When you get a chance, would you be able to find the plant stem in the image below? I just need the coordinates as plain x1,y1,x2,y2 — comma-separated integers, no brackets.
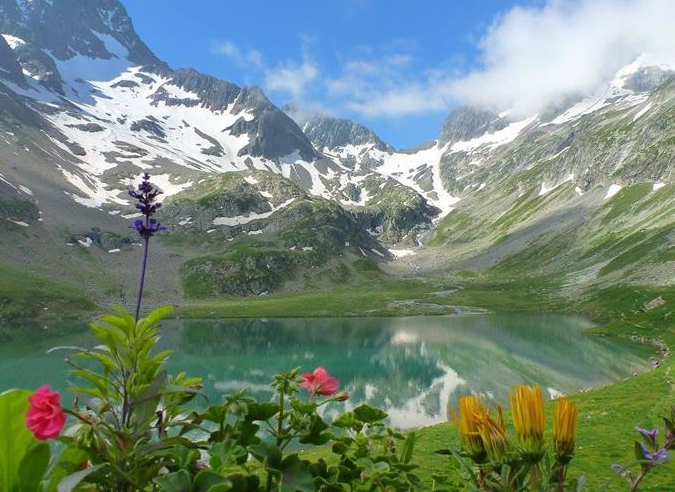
529,464,537,492
134,236,150,322
630,471,646,492
557,465,566,492
266,388,286,492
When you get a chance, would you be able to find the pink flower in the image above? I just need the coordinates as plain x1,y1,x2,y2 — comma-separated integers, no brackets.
300,367,339,396
25,385,66,440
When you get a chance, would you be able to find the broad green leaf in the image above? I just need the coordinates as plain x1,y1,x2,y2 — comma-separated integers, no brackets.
45,447,88,492
57,465,104,492
210,441,248,469
155,469,191,492
279,455,315,492
133,371,168,426
332,411,356,428
0,389,35,492
18,442,50,492
193,471,229,492
353,404,388,423
249,442,283,470
246,402,278,422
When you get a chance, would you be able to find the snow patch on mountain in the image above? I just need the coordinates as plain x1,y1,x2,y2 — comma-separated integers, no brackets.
213,197,296,226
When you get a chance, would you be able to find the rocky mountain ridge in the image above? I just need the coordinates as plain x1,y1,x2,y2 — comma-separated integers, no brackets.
1,0,675,307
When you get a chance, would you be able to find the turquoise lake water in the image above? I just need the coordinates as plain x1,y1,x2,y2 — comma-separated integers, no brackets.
0,313,652,428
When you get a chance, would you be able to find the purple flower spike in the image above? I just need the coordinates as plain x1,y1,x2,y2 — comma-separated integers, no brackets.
128,172,165,321
635,426,659,447
640,442,668,463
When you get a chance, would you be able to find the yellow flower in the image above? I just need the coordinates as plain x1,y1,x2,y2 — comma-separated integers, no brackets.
510,385,545,463
553,398,577,463
453,395,489,462
476,406,511,462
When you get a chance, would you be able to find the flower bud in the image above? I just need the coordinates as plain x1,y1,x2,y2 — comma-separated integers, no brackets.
335,391,350,402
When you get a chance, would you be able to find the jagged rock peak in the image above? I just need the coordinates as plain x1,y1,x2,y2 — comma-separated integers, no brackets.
0,0,161,66
622,66,675,93
438,105,509,145
287,107,391,152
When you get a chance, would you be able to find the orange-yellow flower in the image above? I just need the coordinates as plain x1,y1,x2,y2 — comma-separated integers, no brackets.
476,406,511,462
510,385,545,463
553,398,578,464
453,395,489,462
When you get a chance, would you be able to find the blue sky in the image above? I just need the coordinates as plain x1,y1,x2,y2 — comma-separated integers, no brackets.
118,1,672,149
119,0,539,149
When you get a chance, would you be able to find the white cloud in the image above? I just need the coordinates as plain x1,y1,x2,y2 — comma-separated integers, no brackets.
211,39,263,69
211,1,675,121
451,0,675,115
264,58,319,100
330,0,675,118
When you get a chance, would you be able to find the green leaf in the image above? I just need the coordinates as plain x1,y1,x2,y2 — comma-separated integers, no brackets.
155,470,192,492
18,442,50,492
290,399,317,415
210,441,248,469
634,441,646,461
332,411,356,428
45,447,88,492
246,402,278,422
57,465,105,492
400,432,416,464
353,404,388,423
279,455,315,492
133,371,168,426
249,442,283,470
145,305,174,326
0,389,35,492
193,471,230,492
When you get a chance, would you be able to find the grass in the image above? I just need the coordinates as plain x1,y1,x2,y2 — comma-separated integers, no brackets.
0,262,95,320
179,277,464,318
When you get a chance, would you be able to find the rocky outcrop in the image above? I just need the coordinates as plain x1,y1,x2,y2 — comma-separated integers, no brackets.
438,106,509,145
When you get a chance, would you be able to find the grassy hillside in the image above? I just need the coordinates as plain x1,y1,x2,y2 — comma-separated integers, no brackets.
0,262,95,320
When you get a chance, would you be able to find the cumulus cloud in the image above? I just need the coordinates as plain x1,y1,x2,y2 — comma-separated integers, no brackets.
339,0,675,118
452,0,675,115
211,39,264,69
264,58,319,100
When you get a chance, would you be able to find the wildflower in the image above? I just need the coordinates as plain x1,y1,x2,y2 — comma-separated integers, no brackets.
25,385,66,440
510,385,545,463
128,172,165,320
553,398,578,464
335,391,350,402
300,367,339,396
476,406,511,462
635,426,659,448
453,395,489,462
639,443,668,463
128,172,166,240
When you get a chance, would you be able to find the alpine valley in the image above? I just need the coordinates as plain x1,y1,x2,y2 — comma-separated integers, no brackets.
1,0,675,319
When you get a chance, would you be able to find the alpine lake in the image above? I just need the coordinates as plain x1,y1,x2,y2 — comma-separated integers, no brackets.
0,313,653,429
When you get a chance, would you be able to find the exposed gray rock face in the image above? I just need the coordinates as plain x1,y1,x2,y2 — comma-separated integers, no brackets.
0,35,24,84
0,0,161,65
297,113,391,151
438,106,509,145
229,102,318,162
623,66,674,93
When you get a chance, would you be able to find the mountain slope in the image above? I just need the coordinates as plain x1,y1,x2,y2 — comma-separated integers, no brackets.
1,0,675,310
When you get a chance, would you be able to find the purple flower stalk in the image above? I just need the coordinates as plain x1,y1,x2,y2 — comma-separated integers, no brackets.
635,426,659,447
128,172,165,321
640,443,668,463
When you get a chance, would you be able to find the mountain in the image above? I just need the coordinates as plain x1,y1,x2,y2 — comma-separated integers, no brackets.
0,0,674,314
